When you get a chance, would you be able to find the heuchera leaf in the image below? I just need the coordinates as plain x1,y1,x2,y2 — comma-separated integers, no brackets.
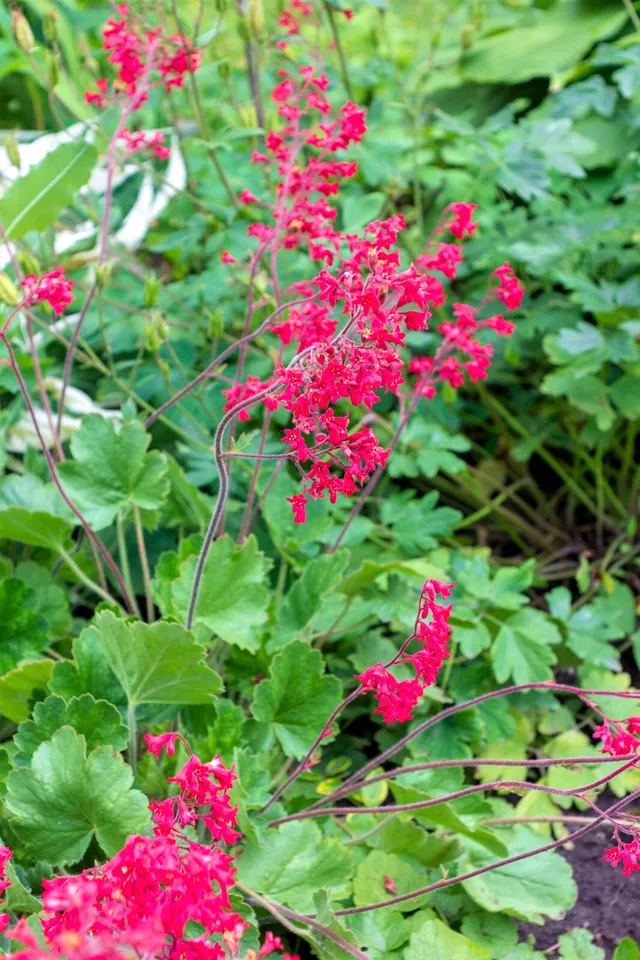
0,577,49,673
271,549,349,651
353,851,430,913
405,917,491,960
14,694,129,766
0,506,72,550
5,727,150,866
92,611,222,707
49,627,126,707
235,820,353,912
57,416,169,530
251,640,341,759
168,534,271,652
0,660,54,723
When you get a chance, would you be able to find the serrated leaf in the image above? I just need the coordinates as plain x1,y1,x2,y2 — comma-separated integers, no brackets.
0,660,54,722
251,641,341,759
0,506,72,549
491,609,560,685
4,859,41,915
405,917,491,960
0,140,98,239
272,550,349,650
14,694,128,765
235,821,353,912
49,627,125,706
57,416,169,530
558,929,605,960
0,577,49,673
5,727,149,866
93,611,222,707
16,562,72,639
168,535,270,652
461,912,518,959
353,850,429,913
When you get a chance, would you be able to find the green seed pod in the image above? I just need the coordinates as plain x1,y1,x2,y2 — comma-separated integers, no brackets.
207,309,224,339
46,50,59,88
0,272,19,307
218,61,230,80
237,18,250,42
248,0,264,35
11,10,35,53
95,263,111,290
144,322,162,353
3,133,20,169
43,11,58,43
144,275,161,308
216,0,228,11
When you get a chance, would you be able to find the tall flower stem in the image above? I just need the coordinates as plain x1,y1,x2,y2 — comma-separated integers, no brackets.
0,334,137,614
133,504,155,623
117,512,140,618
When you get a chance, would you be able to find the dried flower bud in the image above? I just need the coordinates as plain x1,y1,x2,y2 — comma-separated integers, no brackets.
11,10,35,53
3,133,20,169
43,11,58,43
0,273,19,307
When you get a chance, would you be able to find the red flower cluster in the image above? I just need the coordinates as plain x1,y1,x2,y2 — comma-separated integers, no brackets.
356,579,453,724
0,845,12,933
21,268,74,316
278,0,313,35
121,128,171,160
603,838,640,877
85,4,200,110
593,718,640,756
7,734,246,960
256,931,299,959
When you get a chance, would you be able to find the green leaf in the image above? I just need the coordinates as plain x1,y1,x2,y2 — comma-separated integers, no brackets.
454,620,492,659
462,825,577,923
611,375,640,418
381,491,462,555
167,535,270,652
342,191,385,232
5,727,149,866
0,577,49,673
405,917,491,960
461,912,518,959
50,627,125,706
0,660,54,722
353,851,429,913
16,562,72,639
235,820,353,912
0,506,72,549
558,929,605,960
14,694,129,765
491,609,560,685
251,641,341,759
345,908,409,959
614,939,640,960
272,550,349,650
310,889,368,960
93,611,222,707
0,140,97,239
58,416,169,530
4,860,41,915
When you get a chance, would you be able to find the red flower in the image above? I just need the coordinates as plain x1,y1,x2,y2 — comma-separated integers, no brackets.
21,268,74,316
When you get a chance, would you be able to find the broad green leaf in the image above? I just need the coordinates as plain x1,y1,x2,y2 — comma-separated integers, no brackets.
14,694,129,765
93,611,222,707
5,727,149,865
309,889,368,960
476,740,527,785
0,577,49,673
0,660,54,722
461,912,518,959
346,908,409,959
353,851,429,913
235,821,353,912
251,640,341,759
338,558,446,597
0,140,98,239
0,506,72,550
614,939,640,960
454,620,492,659
58,416,169,530
272,550,349,650
168,535,270,652
491,609,560,685
16,562,72,639
405,917,491,960
541,731,610,810
50,627,125,706
558,929,605,960
4,860,41,915
381,490,462,555
462,825,577,923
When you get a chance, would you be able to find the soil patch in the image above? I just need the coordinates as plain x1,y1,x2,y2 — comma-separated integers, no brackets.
519,825,640,958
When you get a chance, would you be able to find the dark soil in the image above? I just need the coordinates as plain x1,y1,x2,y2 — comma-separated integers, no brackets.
519,825,640,958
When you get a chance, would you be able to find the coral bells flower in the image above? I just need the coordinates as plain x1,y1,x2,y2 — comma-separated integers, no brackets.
356,579,454,724
120,128,170,160
6,736,245,959
593,719,640,757
440,202,477,240
603,838,640,877
21,268,74,316
85,6,200,110
0,845,12,934
491,262,524,311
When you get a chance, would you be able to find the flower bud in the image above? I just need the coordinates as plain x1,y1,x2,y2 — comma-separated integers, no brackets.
144,275,161,308
237,18,250,42
460,24,474,51
218,61,230,80
216,0,228,10
248,0,264,35
3,132,20,169
11,10,35,53
17,250,39,276
46,49,59,88
95,263,111,290
207,309,224,339
43,11,58,43
144,323,162,352
0,272,19,307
